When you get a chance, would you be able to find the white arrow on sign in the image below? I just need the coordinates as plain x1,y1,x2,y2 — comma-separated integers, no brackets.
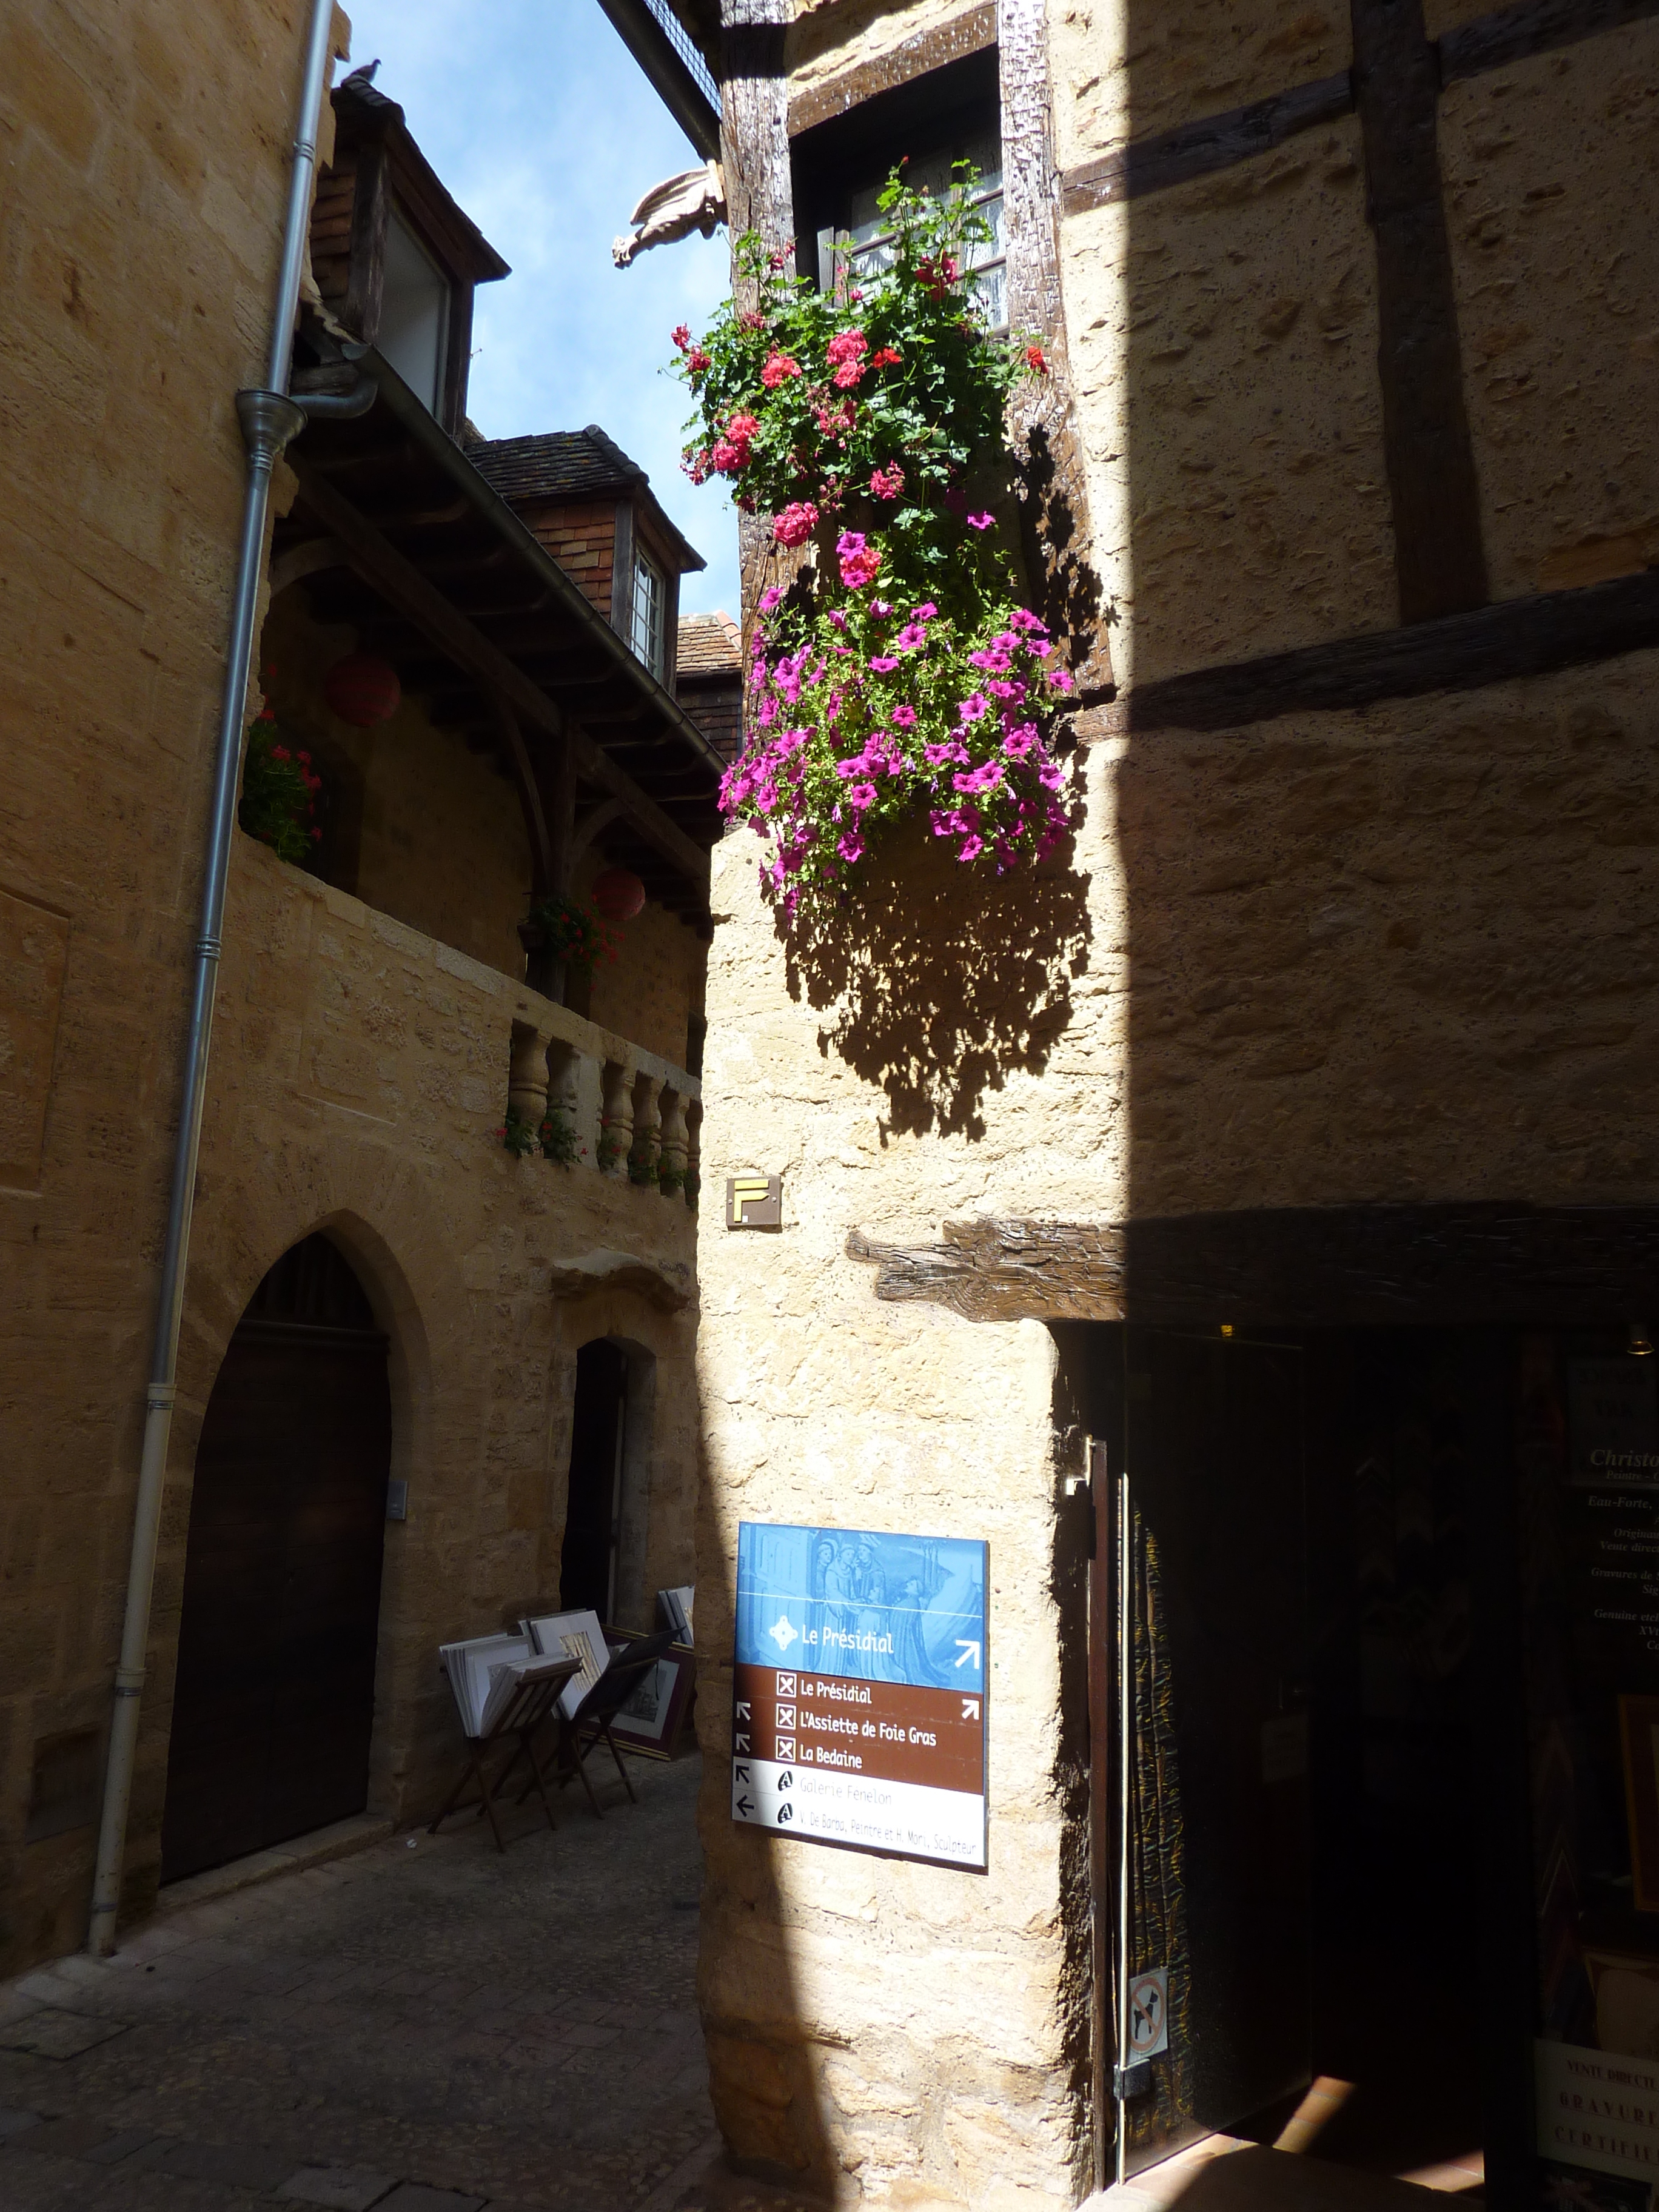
735,1700,752,1720
954,1640,981,1669
962,1698,980,1721
734,1732,751,1752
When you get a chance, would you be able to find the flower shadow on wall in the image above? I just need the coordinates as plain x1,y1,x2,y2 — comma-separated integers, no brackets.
778,805,1092,1142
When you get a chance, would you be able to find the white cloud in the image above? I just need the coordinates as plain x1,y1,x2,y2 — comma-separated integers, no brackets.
337,0,740,615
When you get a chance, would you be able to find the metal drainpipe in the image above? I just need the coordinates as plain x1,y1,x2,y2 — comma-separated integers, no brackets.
85,0,374,1956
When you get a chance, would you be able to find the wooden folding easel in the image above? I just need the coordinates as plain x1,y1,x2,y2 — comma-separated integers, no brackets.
428,1653,580,1852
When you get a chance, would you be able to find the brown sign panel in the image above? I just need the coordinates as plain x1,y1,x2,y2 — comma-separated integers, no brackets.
733,1664,985,1794
726,1173,782,1229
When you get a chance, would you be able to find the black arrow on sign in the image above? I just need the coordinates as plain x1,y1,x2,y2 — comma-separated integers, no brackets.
736,1795,755,1817
734,1765,751,1784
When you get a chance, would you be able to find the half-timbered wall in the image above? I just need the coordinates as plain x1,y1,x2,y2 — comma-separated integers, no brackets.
693,0,1659,2202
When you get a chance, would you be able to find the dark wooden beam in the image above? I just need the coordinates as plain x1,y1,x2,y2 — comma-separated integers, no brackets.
1124,566,1659,732
289,459,711,893
571,799,624,861
1000,0,1114,694
720,0,794,643
485,691,555,897
787,0,996,133
1439,0,1659,79
1061,72,1354,215
850,1204,1659,1329
1350,0,1488,622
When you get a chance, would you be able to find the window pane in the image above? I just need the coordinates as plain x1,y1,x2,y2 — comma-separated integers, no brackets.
378,209,449,415
632,556,663,676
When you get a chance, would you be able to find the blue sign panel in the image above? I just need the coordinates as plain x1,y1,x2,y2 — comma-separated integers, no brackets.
731,1521,988,1869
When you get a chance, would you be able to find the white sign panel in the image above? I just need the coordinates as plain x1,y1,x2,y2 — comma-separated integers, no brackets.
1127,1968,1170,2062
731,1757,987,1866
1536,2040,1659,2184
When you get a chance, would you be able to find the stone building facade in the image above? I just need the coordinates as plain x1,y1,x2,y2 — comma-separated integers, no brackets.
665,0,1659,2205
1,2,718,1975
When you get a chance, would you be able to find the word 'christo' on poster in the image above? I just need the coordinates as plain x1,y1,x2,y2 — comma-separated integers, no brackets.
729,1520,988,1871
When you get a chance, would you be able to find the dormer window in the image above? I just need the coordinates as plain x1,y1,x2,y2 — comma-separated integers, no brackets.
631,552,667,679
378,208,451,416
467,427,707,688
306,75,509,437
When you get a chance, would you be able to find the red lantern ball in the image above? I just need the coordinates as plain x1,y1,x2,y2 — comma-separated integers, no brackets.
592,867,646,922
323,652,401,728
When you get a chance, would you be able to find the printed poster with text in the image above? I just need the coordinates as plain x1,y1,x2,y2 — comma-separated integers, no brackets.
731,1521,988,1869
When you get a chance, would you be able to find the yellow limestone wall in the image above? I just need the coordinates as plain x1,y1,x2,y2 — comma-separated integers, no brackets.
0,0,706,1972
692,0,1659,2203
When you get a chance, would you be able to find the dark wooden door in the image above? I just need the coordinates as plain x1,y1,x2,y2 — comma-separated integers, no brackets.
161,1241,390,1882
560,1338,628,1620
1110,1328,1312,2174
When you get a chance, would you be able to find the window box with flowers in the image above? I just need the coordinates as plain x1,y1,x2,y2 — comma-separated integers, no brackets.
672,166,1074,919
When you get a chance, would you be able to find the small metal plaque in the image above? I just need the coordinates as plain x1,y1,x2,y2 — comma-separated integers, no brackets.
726,1173,782,1230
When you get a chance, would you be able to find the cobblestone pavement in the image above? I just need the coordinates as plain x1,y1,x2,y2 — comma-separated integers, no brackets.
0,1754,722,2212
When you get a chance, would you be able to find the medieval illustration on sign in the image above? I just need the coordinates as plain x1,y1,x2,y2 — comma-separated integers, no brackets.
731,1521,988,1869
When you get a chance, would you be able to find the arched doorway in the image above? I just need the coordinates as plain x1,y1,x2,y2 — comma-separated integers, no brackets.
561,1338,630,1620
161,1235,392,1882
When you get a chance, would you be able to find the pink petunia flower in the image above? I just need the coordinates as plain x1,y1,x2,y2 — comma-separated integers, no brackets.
966,512,994,531
891,703,917,728
957,692,990,723
869,655,900,672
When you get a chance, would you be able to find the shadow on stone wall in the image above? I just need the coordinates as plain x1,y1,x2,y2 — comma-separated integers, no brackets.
779,811,1093,1142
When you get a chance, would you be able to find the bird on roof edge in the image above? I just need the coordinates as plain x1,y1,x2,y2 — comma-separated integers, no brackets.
342,58,380,86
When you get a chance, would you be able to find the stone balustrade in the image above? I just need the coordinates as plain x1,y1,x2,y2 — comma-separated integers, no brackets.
503,980,702,1205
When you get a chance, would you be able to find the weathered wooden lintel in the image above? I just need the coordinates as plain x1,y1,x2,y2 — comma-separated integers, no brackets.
848,1206,1659,1329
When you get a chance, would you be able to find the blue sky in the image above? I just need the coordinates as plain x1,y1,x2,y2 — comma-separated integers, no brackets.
337,0,739,614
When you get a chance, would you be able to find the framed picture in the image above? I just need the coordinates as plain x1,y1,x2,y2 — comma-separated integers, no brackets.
606,1631,697,1760
1619,1694,1659,1910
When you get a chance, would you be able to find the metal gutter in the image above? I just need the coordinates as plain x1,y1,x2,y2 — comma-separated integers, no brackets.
594,0,723,161
85,0,363,1957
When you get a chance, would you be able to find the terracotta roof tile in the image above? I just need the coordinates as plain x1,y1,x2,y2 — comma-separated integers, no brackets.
467,424,647,503
676,611,742,678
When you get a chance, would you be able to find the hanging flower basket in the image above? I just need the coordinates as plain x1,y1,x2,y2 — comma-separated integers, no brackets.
518,893,618,978
672,165,1074,917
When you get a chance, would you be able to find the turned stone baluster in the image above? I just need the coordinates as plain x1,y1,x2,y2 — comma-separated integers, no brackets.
544,1041,581,1162
599,1059,634,1175
658,1090,689,1197
685,1099,702,1208
631,1073,663,1184
507,1021,552,1133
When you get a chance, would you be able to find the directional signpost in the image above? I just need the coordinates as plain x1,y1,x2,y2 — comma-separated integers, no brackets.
730,1521,988,1870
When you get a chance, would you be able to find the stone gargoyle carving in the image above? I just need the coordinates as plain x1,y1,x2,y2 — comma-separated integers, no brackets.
612,161,726,269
